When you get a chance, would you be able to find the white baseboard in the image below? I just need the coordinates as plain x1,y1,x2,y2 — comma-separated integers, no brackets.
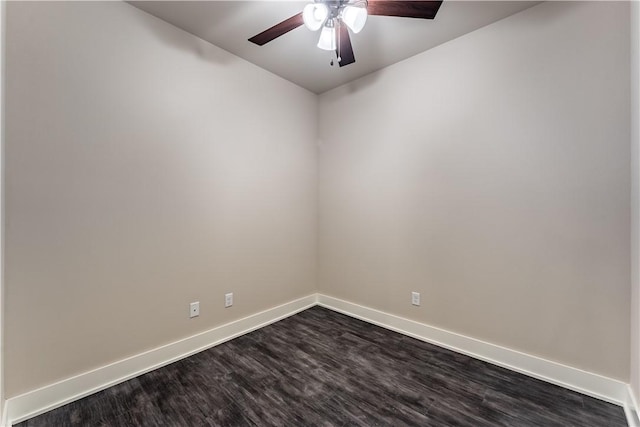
5,294,317,426
1,401,9,427
317,294,628,406
5,293,631,426
625,385,640,427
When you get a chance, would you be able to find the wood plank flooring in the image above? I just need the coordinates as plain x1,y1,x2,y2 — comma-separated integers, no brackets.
17,306,627,426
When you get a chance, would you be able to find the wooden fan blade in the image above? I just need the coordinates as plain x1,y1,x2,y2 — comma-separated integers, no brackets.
248,12,304,46
337,24,355,67
367,1,443,19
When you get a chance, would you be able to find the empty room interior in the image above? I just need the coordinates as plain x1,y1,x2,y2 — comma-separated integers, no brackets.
0,0,639,425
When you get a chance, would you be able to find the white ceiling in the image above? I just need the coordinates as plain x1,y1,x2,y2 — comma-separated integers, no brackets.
129,1,539,94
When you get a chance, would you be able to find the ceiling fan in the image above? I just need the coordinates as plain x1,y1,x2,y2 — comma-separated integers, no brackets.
248,0,443,67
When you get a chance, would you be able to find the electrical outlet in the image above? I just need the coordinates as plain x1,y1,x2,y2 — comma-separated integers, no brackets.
225,292,233,308
411,292,420,306
189,301,200,318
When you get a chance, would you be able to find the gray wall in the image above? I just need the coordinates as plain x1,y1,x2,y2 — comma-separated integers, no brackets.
318,1,630,380
5,1,317,397
0,0,6,413
631,0,640,405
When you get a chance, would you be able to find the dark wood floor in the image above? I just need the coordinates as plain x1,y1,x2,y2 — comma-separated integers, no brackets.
17,306,626,426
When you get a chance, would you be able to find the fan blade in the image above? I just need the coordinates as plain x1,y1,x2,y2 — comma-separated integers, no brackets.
336,24,355,67
367,1,443,19
248,13,304,46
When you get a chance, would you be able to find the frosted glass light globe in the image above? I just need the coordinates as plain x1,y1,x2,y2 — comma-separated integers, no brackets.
303,3,329,31
342,5,367,34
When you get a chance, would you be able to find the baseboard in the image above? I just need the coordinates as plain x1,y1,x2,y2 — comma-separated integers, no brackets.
5,294,317,426
317,294,628,406
1,400,9,427
625,385,640,427
4,293,631,426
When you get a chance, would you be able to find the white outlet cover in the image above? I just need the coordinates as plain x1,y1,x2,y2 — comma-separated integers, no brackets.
190,301,200,318
225,293,233,308
411,292,420,306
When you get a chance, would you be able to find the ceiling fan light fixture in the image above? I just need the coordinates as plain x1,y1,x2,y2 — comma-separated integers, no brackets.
317,21,336,51
248,0,443,69
303,3,329,31
342,4,368,34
